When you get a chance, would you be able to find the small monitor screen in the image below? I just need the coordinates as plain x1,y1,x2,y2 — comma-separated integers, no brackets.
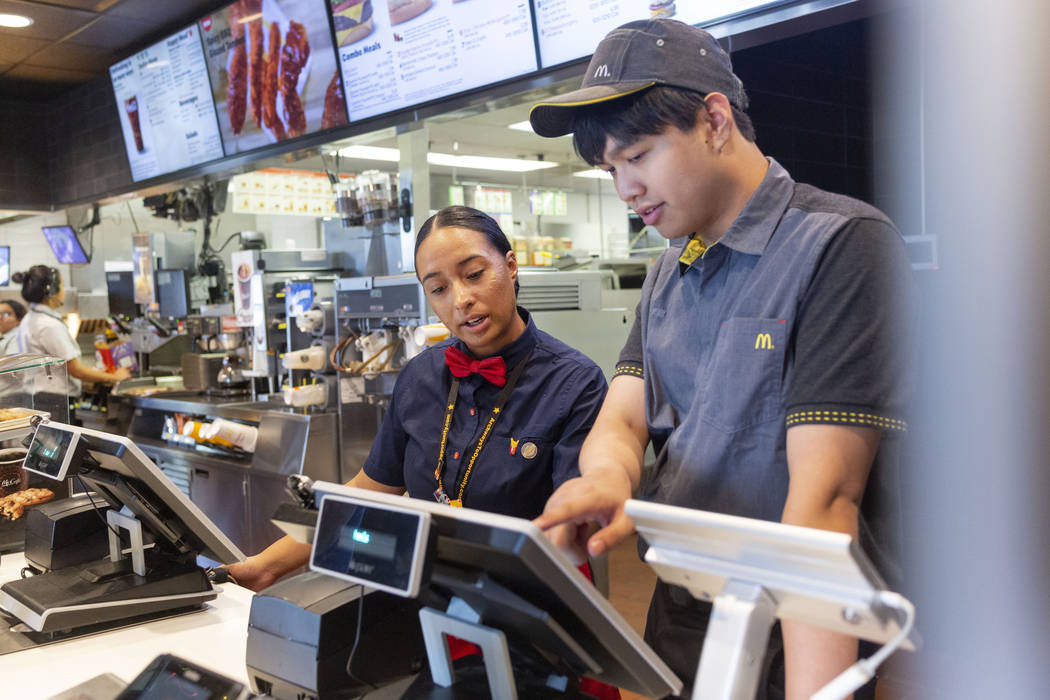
41,226,90,264
23,424,79,481
116,654,246,700
156,269,191,318
311,495,430,598
0,246,9,286
106,271,137,318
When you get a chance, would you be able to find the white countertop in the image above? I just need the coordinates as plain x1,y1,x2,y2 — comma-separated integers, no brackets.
0,552,255,699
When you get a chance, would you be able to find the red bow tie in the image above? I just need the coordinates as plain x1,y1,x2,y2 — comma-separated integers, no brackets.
445,346,507,387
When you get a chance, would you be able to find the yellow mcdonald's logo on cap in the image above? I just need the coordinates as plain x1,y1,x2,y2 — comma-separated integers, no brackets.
755,333,775,350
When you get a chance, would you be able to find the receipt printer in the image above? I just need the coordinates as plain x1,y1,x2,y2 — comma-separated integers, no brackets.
24,495,111,572
246,571,425,699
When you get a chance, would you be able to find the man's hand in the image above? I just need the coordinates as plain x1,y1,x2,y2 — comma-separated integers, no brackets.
536,374,649,558
535,465,635,558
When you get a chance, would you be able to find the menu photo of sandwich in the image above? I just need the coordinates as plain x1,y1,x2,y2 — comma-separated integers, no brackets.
388,0,432,26
331,0,375,45
204,0,347,153
649,0,676,18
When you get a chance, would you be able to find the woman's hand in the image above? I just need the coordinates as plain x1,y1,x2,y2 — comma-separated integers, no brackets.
226,554,281,592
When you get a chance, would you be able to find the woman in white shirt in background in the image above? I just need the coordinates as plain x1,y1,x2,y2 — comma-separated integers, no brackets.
13,266,130,401
0,299,25,355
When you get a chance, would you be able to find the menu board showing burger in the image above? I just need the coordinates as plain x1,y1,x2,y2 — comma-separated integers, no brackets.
109,26,225,182
534,0,792,68
200,0,348,155
334,0,537,122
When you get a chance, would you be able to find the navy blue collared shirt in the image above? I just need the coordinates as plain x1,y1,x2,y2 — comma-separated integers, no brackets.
364,309,607,518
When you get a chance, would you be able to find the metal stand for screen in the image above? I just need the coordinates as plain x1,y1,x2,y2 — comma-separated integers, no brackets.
624,499,917,700
419,597,519,700
106,508,150,576
692,580,778,700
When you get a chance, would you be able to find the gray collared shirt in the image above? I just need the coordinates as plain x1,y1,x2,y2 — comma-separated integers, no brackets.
621,159,913,575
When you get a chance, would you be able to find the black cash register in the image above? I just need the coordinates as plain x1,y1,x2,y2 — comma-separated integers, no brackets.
0,420,245,635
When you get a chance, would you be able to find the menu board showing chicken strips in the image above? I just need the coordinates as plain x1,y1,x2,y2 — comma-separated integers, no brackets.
335,0,537,122
200,0,348,155
535,0,793,68
109,26,225,182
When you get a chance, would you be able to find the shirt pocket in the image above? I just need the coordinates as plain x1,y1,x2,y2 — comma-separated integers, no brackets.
467,432,555,515
700,317,786,433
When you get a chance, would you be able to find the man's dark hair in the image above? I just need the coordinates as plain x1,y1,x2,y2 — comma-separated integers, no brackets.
415,205,519,295
572,86,756,166
0,299,26,321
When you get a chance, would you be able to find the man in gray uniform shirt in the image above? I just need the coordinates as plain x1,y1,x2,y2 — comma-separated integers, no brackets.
530,18,915,700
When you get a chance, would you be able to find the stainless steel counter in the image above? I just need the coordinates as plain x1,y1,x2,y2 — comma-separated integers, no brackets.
110,392,342,556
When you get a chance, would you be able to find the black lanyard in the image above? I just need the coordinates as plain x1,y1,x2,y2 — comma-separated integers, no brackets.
433,350,532,507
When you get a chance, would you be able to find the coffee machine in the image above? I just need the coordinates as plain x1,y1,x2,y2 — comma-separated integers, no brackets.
183,313,244,394
229,248,346,397
331,274,434,480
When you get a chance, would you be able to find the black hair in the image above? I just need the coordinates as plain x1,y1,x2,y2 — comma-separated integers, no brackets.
415,205,519,295
572,85,757,166
0,299,26,321
13,265,61,304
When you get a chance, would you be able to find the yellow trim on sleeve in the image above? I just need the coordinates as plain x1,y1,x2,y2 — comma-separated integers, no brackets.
614,365,644,379
786,409,908,432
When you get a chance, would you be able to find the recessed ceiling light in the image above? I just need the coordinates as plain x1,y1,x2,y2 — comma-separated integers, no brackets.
337,145,559,173
0,13,33,28
573,169,613,180
508,120,570,137
336,145,400,162
428,152,558,173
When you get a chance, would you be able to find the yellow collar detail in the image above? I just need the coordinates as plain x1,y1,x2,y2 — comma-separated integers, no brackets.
678,235,707,266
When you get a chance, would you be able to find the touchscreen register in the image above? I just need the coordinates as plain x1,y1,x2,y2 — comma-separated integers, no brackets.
22,423,80,481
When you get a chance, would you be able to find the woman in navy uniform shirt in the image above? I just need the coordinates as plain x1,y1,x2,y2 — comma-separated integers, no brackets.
231,206,607,589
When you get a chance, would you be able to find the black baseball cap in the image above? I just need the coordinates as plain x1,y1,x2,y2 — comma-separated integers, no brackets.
529,19,747,138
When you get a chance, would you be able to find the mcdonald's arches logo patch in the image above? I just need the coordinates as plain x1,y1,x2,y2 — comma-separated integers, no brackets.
754,333,775,350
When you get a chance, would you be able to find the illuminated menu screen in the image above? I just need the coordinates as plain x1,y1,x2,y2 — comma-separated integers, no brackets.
335,0,537,122
535,0,793,68
200,0,348,155
110,27,224,182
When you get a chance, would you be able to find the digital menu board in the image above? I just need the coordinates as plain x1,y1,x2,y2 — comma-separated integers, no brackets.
535,0,794,68
200,0,348,155
110,27,225,182
334,0,537,122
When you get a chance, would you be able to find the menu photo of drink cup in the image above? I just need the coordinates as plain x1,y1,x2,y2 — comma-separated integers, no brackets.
111,62,159,179
124,95,147,153
231,250,257,327
132,234,155,305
